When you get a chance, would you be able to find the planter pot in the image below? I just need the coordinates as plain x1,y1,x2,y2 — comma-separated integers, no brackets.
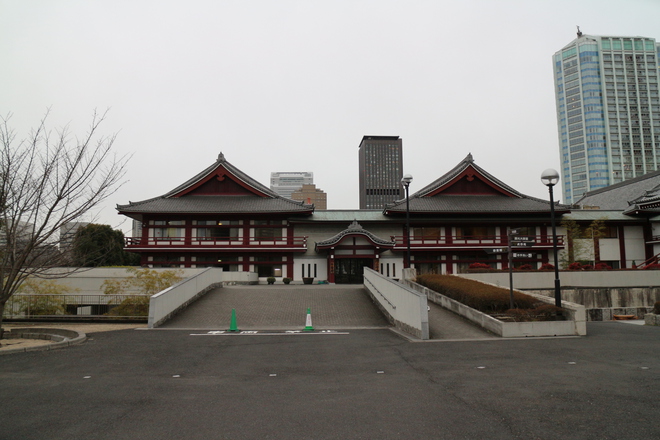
303,277,314,285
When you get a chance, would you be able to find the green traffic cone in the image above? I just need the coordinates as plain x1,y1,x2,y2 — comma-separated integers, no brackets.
228,308,239,332
303,307,314,332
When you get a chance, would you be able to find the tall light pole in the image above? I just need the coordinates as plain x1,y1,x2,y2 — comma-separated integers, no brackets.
401,174,413,269
541,168,562,309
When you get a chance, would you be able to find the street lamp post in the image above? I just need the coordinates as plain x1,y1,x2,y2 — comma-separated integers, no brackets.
541,168,562,309
401,174,413,269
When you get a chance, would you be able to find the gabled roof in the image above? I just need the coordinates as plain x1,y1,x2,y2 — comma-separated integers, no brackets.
315,221,395,250
117,153,314,218
577,169,660,214
384,154,569,215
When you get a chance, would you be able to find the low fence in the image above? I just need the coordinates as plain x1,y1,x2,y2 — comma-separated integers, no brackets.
363,267,429,340
3,294,151,320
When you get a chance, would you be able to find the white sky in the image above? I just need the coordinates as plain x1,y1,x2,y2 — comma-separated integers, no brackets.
2,0,659,234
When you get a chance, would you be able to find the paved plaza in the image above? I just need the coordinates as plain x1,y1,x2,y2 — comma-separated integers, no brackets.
1,320,659,440
161,284,495,340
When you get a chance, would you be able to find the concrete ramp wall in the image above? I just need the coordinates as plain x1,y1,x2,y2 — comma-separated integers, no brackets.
149,270,258,328
363,268,429,340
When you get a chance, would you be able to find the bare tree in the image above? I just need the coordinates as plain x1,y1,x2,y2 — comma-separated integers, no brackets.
0,110,128,332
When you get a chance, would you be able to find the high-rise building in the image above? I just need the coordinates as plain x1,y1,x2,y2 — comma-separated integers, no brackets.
270,172,314,199
553,30,660,204
291,184,328,209
358,135,403,209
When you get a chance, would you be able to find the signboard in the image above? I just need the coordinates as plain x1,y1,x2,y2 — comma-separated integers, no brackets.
484,248,508,254
510,235,534,242
512,252,534,259
509,228,521,235
509,234,535,247
511,242,533,247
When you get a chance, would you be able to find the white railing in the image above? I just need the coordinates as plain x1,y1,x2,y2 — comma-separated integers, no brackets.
363,267,429,340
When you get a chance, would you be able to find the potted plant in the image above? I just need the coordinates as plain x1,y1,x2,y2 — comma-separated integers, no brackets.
283,277,291,284
302,277,314,285
267,277,275,285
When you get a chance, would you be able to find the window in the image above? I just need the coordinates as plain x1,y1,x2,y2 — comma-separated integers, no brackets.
456,226,496,239
413,227,441,239
254,220,283,240
152,220,184,240
195,220,240,240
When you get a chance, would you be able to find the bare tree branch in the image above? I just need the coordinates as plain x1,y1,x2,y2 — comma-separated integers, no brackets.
0,110,129,330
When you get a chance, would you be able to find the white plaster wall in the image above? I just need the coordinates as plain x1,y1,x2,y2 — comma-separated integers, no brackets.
624,225,647,264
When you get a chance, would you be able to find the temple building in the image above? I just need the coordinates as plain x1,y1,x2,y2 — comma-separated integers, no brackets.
118,153,658,283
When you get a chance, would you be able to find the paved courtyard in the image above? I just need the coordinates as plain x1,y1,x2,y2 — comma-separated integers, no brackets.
161,284,495,340
1,321,659,439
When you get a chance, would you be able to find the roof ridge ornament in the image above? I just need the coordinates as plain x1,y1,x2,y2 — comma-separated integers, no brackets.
466,153,474,163
217,152,225,162
348,220,363,230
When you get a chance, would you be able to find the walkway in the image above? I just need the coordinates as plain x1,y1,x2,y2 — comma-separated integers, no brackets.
161,284,389,330
160,284,495,340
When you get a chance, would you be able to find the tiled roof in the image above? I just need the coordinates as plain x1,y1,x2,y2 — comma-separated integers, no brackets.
315,221,394,249
118,195,312,214
397,195,562,213
117,153,313,216
385,154,569,214
163,152,283,199
289,210,391,223
577,170,660,212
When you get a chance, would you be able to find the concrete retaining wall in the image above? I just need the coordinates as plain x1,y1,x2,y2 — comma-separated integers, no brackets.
460,270,660,290
404,279,586,337
459,271,660,321
148,269,258,328
363,268,429,340
41,268,210,294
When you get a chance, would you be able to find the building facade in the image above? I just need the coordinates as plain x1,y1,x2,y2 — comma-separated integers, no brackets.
553,31,660,204
118,153,658,283
270,171,314,199
358,135,403,209
291,184,327,209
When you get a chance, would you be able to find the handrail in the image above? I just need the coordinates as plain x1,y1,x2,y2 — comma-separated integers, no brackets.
633,252,660,269
125,236,308,247
390,234,565,247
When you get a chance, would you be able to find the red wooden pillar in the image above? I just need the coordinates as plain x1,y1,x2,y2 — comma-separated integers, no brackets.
328,254,335,283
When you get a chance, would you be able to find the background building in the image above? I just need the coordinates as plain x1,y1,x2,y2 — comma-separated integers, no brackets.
270,171,314,199
358,135,403,209
291,184,327,209
553,31,660,204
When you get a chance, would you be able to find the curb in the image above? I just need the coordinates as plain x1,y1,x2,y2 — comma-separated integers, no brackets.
0,328,87,355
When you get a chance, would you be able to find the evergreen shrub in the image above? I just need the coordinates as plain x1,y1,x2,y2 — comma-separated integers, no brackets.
415,274,538,314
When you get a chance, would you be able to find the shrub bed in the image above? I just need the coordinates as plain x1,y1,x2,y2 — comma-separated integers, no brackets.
415,274,563,322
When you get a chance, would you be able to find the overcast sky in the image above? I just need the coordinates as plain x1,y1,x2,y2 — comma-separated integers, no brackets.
2,0,659,234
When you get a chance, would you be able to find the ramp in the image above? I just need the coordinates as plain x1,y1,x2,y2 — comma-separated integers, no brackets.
160,284,389,330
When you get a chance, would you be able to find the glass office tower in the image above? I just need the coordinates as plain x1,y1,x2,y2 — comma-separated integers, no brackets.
553,32,660,204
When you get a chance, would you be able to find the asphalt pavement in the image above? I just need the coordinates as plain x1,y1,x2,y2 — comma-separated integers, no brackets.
1,321,659,440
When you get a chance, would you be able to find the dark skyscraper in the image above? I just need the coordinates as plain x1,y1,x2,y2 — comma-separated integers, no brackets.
358,135,403,209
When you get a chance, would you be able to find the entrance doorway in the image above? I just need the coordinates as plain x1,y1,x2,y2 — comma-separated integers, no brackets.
334,258,373,284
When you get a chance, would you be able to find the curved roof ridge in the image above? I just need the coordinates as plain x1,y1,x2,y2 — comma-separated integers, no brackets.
315,221,394,249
